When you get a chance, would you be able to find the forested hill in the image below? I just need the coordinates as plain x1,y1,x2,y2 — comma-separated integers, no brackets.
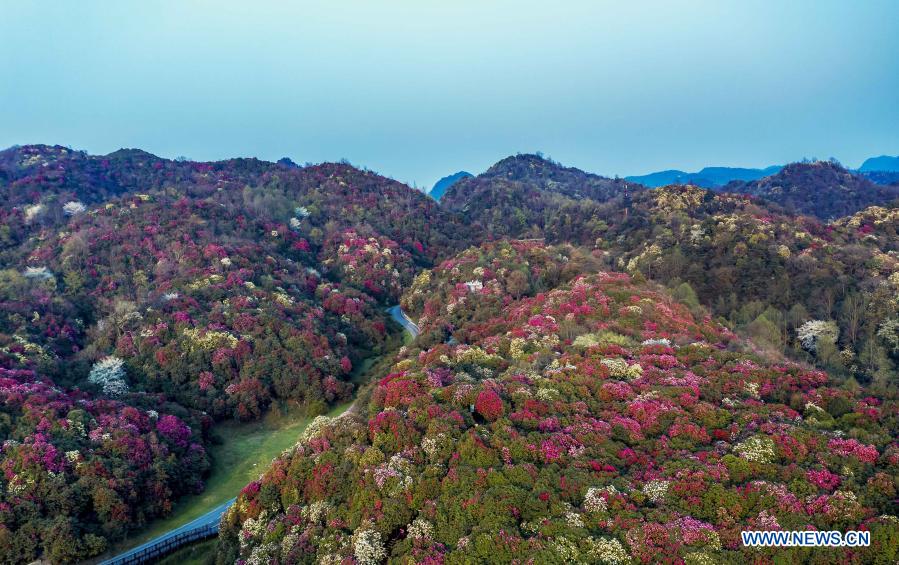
0,144,275,210
0,145,475,261
428,153,899,391
440,153,642,242
0,145,475,562
722,160,899,219
219,241,899,563
2,145,899,563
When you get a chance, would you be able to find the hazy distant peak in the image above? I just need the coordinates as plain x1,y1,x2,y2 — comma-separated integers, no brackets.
626,164,782,188
429,171,472,200
859,154,899,172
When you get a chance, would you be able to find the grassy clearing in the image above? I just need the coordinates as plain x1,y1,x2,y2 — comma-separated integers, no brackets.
115,354,388,555
109,398,351,554
99,332,403,562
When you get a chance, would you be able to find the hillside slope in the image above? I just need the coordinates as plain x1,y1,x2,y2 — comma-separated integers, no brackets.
0,146,477,563
438,156,899,388
433,154,899,387
574,186,899,390
217,243,899,563
1,144,477,422
722,161,899,219
441,154,641,242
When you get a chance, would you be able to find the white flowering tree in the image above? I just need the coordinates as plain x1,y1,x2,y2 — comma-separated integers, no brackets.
642,479,669,503
63,201,87,216
88,356,129,397
734,435,776,463
796,320,839,353
352,525,386,565
877,318,899,353
406,518,433,541
23,266,54,280
23,203,45,222
583,487,608,513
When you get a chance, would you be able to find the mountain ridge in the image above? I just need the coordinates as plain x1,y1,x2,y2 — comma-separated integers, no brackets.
722,160,899,219
2,143,899,563
626,164,782,187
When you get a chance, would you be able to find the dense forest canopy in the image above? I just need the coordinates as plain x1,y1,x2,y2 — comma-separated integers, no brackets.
0,145,897,563
0,145,472,561
219,243,899,563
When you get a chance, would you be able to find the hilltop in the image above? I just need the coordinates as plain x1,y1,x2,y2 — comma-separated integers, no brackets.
441,154,641,242
722,160,899,219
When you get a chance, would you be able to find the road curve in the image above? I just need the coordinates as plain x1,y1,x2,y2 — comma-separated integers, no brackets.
388,304,420,337
99,306,418,564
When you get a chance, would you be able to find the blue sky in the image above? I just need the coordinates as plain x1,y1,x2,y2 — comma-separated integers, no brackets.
1,1,897,188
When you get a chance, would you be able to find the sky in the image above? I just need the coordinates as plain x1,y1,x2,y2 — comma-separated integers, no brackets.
1,1,898,188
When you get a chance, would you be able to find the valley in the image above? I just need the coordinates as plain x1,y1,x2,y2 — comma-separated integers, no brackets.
0,146,897,564
3,4,898,563
97,307,420,563
98,401,351,563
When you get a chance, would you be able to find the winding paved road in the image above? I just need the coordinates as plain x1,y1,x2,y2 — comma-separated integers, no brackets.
388,304,420,336
99,306,418,564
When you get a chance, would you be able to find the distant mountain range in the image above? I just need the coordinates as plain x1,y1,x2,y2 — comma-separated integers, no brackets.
859,154,899,172
627,154,899,187
626,165,783,188
429,171,472,200
440,153,899,227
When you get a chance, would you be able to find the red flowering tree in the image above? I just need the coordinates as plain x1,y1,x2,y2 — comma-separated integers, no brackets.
475,388,504,421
